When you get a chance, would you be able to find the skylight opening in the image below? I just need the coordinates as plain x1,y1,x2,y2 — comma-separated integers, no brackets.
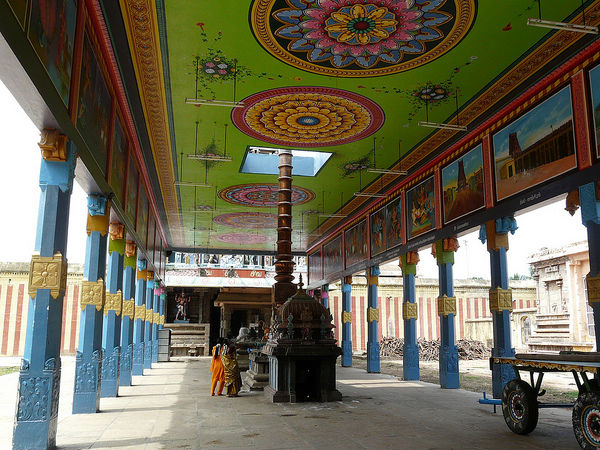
240,146,332,177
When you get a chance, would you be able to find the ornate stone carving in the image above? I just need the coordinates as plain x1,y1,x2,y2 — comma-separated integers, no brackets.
74,351,101,394
109,222,124,240
342,311,352,324
101,347,120,380
367,307,379,323
489,288,513,312
104,290,123,316
38,128,68,161
16,375,50,421
586,274,600,305
125,241,136,257
437,295,457,316
135,304,146,321
402,302,418,320
133,342,144,365
122,299,135,318
80,279,105,311
146,308,153,322
153,312,160,324
443,237,460,252
159,315,165,325
28,252,67,300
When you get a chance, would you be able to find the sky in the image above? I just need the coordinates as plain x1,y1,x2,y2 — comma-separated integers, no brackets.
0,80,590,276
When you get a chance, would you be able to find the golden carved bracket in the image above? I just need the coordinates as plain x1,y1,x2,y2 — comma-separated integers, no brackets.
402,302,418,320
586,274,600,305
122,299,135,318
28,252,68,300
134,304,146,321
105,290,123,316
489,288,513,312
342,311,352,324
367,307,379,323
437,295,456,316
81,279,106,311
38,129,68,161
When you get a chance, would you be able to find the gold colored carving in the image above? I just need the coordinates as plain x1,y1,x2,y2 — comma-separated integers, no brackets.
586,274,600,305
81,279,106,311
134,304,146,321
492,357,599,374
146,308,153,322
406,251,420,265
367,307,379,323
137,269,147,280
125,241,136,257
489,288,513,312
159,315,165,325
109,222,124,240
366,272,378,286
443,237,460,252
28,252,68,300
402,303,418,320
38,129,68,161
342,311,352,324
146,271,154,282
153,312,160,324
122,299,135,318
104,290,123,316
437,295,456,316
119,0,181,243
86,208,110,236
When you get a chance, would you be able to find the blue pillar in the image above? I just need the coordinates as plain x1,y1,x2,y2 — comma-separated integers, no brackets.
73,195,109,413
480,218,518,398
341,276,352,367
152,281,160,364
321,284,329,309
132,259,146,376
119,242,136,387
13,132,75,450
144,272,154,370
435,239,459,389
366,266,380,373
579,183,600,352
100,224,124,397
401,252,420,381
159,292,166,330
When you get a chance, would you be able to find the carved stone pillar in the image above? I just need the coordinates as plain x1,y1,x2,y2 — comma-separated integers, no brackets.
119,241,136,387
366,265,380,373
132,259,147,376
144,271,154,370
400,251,420,381
341,275,353,367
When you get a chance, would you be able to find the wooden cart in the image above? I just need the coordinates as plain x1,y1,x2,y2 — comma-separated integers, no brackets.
493,352,600,449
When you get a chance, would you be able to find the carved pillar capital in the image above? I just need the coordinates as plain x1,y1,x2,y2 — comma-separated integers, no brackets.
86,195,110,236
38,129,68,161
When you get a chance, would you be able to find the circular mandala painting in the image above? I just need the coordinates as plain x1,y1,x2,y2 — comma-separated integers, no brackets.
219,183,315,207
213,212,278,229
216,233,270,244
232,86,384,147
251,0,476,77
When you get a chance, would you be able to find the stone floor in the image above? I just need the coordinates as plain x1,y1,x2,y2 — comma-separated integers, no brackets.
0,356,582,449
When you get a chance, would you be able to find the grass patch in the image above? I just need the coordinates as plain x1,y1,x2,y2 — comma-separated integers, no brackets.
0,366,18,376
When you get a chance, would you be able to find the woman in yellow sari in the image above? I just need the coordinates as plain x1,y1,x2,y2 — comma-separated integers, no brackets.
210,344,225,396
221,344,242,397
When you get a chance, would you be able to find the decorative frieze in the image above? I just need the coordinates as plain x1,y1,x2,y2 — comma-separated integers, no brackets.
104,290,123,316
80,279,105,311
402,302,418,320
489,288,513,312
437,295,456,316
367,307,379,323
28,252,68,300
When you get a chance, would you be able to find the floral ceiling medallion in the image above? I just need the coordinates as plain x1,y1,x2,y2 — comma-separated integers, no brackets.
231,86,384,147
251,0,476,77
219,183,315,207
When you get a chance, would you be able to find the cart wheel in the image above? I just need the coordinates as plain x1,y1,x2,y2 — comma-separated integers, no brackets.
502,379,539,435
573,392,600,449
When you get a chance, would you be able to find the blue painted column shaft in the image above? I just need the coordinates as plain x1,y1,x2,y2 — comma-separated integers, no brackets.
132,260,147,376
159,292,166,330
341,276,352,367
73,195,109,414
366,266,381,373
579,183,600,352
144,273,154,370
401,252,419,381
13,135,75,450
100,227,124,398
435,239,459,389
119,243,137,387
152,282,160,364
321,284,329,309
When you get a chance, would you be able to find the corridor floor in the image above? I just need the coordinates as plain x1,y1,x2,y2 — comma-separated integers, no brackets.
0,357,581,449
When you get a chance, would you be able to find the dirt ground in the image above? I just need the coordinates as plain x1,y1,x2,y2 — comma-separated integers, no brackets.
348,356,581,404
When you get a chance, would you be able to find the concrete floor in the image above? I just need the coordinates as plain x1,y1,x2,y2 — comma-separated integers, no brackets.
0,356,582,450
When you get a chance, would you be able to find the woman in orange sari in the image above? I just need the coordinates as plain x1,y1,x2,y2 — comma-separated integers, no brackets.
210,344,225,396
221,344,242,397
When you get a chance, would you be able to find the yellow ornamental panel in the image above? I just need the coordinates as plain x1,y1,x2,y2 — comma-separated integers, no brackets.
153,312,160,324
586,274,600,305
146,308,154,322
104,290,123,316
28,252,68,300
437,295,456,316
135,305,146,321
367,307,379,323
489,288,513,312
80,279,106,311
402,302,418,320
342,311,352,324
159,315,165,325
122,299,135,318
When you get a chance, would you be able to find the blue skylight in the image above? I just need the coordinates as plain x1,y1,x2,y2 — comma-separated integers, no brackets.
240,146,333,177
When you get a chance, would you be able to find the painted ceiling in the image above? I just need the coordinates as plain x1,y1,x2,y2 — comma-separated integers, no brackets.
116,0,596,253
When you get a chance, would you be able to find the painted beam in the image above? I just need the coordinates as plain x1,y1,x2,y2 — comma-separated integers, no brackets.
13,134,75,450
341,275,352,367
366,266,380,373
73,195,109,414
401,252,419,381
119,242,136,387
132,259,146,376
